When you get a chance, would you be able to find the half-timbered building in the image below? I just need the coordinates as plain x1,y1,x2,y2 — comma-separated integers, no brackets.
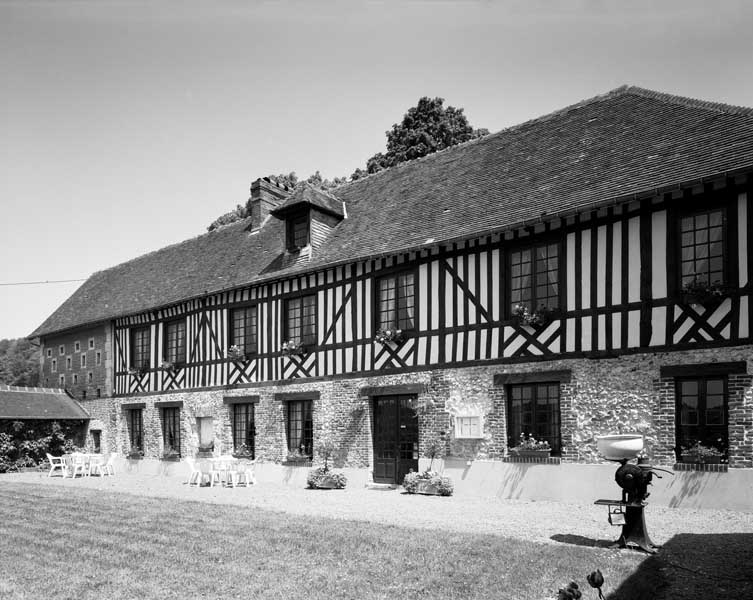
30,86,753,509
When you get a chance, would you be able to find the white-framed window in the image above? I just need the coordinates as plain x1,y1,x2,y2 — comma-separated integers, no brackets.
81,354,87,368
73,374,78,385
74,341,81,353
59,345,65,355
88,338,95,349
46,348,52,358
59,375,65,386
88,372,93,383
454,415,484,439
96,351,102,366
66,357,72,370
51,359,57,373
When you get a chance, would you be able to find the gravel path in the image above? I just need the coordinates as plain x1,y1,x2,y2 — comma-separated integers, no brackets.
5,470,752,548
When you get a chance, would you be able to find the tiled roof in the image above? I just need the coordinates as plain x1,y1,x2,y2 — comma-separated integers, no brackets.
0,385,90,420
31,86,753,337
272,183,344,217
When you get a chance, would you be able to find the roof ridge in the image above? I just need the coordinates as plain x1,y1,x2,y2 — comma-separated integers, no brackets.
623,85,753,117
0,384,67,394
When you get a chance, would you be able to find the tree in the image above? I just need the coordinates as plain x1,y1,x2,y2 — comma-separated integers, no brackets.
359,97,488,176
0,338,40,387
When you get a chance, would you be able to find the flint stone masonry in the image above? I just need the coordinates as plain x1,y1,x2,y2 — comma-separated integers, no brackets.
107,344,752,472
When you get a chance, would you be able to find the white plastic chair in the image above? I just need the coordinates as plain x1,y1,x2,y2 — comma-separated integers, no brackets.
46,453,66,477
231,461,256,487
100,454,116,476
87,455,105,476
69,453,88,478
185,457,202,487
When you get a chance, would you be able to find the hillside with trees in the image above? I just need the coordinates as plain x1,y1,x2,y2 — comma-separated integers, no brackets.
0,338,40,387
207,97,487,231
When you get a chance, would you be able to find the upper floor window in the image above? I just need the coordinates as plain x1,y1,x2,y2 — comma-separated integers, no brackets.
680,209,725,288
507,382,561,455
377,271,415,331
59,345,65,356
66,357,72,370
163,320,187,364
286,212,309,250
89,338,95,349
231,306,258,356
130,326,150,370
46,349,52,358
509,242,559,315
285,294,316,347
59,375,65,387
81,354,87,368
74,341,81,353
96,351,102,366
51,359,57,373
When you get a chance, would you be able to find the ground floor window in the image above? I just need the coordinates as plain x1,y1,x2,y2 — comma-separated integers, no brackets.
507,383,561,454
128,409,143,452
676,376,727,458
161,407,181,456
233,403,255,458
286,399,313,458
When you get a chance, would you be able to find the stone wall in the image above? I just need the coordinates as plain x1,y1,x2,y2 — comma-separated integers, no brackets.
99,344,752,473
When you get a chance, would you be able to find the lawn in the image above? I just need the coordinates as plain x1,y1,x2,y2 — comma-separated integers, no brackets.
0,482,749,599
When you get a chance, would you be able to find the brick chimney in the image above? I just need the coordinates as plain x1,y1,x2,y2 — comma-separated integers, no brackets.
247,177,290,229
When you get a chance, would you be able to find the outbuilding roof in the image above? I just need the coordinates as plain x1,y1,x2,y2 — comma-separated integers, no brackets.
0,386,90,420
31,85,753,337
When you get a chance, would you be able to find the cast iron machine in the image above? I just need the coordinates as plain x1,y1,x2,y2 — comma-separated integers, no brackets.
594,434,672,553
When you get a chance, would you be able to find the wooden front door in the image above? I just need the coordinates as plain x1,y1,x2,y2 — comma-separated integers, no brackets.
372,395,419,484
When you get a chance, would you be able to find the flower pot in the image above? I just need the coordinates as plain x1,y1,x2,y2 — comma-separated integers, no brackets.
316,475,344,489
514,449,551,458
415,480,440,495
682,453,722,464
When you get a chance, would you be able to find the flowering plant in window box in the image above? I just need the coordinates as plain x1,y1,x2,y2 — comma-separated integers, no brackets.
680,277,729,307
227,345,246,361
160,361,183,373
126,448,144,460
680,441,726,464
511,304,556,328
128,365,149,377
510,433,551,457
232,444,254,460
281,340,305,356
161,448,180,461
284,447,312,465
374,328,406,345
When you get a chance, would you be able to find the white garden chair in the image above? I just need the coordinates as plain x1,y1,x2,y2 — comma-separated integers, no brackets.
231,461,256,487
100,454,116,476
69,453,88,478
185,457,202,487
46,453,66,477
87,455,105,476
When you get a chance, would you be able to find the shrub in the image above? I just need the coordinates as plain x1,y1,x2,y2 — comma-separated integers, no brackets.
0,420,85,472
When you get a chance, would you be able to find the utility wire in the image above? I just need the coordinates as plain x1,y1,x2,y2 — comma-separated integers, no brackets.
0,278,87,286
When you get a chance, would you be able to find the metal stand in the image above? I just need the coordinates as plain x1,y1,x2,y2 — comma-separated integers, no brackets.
594,499,658,553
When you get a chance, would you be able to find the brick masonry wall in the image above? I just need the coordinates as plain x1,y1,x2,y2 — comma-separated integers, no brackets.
99,344,752,475
40,325,112,401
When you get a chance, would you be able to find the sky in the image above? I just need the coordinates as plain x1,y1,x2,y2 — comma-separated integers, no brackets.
2,0,753,340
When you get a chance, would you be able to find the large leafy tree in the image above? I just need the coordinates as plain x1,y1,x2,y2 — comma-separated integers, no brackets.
0,338,40,387
359,96,488,175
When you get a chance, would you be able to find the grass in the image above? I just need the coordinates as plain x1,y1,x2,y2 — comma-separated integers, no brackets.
0,482,749,599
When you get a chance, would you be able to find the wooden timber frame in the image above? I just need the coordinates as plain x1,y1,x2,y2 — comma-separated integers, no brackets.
112,176,753,396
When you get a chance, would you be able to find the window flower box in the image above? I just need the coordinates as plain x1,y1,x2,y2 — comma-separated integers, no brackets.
510,304,556,328
128,365,149,377
680,441,726,464
513,449,551,459
509,433,551,457
680,277,729,308
126,449,144,460
281,340,306,357
374,328,406,345
227,345,247,362
160,361,183,373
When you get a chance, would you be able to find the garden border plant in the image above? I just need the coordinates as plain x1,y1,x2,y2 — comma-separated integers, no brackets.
0,419,86,473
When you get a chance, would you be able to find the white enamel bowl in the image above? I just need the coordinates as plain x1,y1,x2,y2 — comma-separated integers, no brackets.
596,434,644,460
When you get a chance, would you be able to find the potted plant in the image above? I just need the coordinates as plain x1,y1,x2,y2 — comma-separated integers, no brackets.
126,447,144,460
232,443,254,460
402,470,454,496
284,447,311,465
227,344,246,361
374,328,406,345
511,304,557,328
510,433,551,458
128,364,149,377
680,441,726,464
161,448,180,461
160,361,183,373
680,276,729,307
307,437,348,489
281,340,305,357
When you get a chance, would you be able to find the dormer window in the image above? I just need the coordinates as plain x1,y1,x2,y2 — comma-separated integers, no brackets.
286,210,309,251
